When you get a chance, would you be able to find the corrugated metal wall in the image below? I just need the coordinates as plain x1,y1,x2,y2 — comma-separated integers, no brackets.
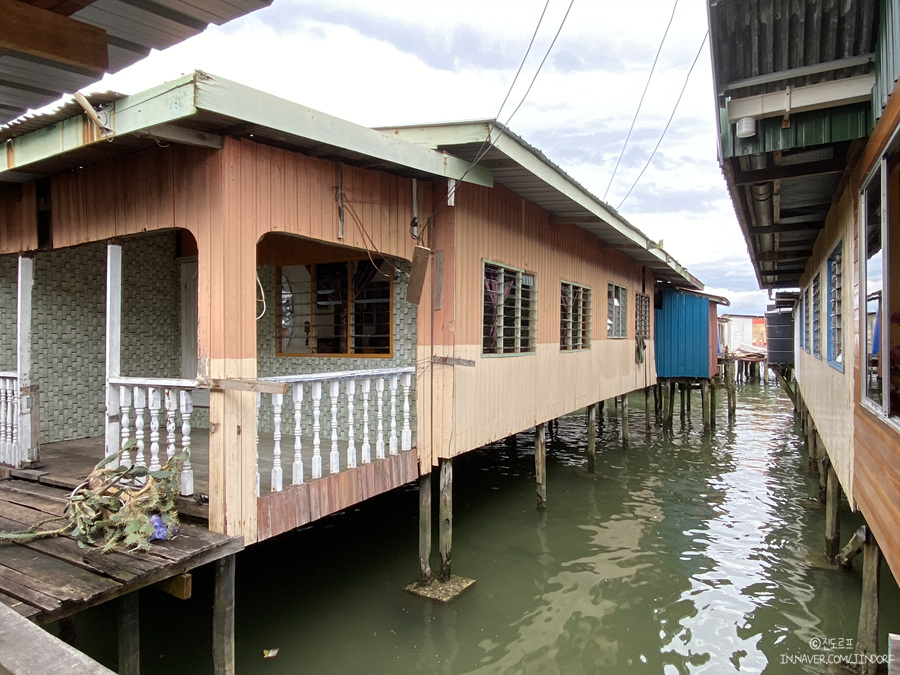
875,0,900,120
654,287,710,379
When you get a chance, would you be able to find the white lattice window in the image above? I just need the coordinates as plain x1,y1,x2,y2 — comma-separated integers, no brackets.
483,262,536,355
560,282,591,350
607,283,627,338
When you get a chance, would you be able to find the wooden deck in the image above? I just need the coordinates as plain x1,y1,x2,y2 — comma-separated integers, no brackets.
0,477,243,626
9,430,422,543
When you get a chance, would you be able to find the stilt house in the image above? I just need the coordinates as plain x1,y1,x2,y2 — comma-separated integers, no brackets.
0,72,702,550
708,0,900,621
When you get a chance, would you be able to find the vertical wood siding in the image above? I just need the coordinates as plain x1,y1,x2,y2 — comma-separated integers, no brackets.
0,183,37,253
423,181,655,458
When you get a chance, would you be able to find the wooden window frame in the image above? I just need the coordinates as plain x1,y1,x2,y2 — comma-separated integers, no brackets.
812,272,822,358
827,241,843,371
607,283,628,339
482,261,537,356
560,281,592,351
635,292,651,339
276,260,394,358
803,287,811,354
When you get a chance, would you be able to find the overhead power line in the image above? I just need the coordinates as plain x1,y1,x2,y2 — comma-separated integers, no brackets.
604,0,680,201
418,0,575,241
616,30,709,212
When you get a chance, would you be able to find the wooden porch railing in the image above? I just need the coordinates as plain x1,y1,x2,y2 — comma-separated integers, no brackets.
0,372,18,467
258,367,415,494
107,376,197,496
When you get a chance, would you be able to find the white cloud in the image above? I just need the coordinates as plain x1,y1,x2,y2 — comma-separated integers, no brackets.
87,0,765,314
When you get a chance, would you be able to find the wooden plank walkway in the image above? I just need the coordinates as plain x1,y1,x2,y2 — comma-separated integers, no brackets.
0,601,114,674
0,478,243,626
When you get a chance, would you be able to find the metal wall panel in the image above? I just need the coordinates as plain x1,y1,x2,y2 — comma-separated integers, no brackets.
654,287,710,379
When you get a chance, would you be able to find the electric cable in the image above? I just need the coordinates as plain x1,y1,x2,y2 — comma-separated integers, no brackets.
604,0,679,201
417,0,575,242
615,30,709,212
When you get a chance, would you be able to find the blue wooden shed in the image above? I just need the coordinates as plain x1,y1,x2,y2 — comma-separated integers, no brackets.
655,287,730,379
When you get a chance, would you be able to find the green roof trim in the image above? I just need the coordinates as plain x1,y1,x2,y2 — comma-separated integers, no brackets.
719,103,871,159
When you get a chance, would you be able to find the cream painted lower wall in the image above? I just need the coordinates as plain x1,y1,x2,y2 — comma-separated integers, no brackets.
794,191,855,505
796,349,855,504
416,339,655,460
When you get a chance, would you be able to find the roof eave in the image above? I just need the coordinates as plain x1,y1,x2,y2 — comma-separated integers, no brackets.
1,72,494,188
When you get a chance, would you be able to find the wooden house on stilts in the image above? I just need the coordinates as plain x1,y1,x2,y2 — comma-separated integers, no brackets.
708,0,900,664
1,71,707,664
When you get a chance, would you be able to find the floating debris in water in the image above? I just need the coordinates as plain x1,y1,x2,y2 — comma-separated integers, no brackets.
263,648,279,659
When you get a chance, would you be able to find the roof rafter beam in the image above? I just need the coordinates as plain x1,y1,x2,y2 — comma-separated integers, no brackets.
749,222,824,235
0,0,108,75
756,250,812,261
733,158,845,185
722,54,875,93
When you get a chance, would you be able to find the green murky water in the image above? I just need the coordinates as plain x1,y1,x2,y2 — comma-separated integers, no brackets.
67,382,899,673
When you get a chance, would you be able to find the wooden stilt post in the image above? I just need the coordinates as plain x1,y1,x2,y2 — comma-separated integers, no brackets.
806,413,816,469
653,384,660,416
621,395,629,446
586,404,596,473
213,554,236,675
535,422,547,509
438,458,452,582
418,470,432,584
680,384,686,420
666,382,676,430
857,528,882,675
816,433,827,501
644,388,651,431
686,383,692,414
709,378,717,430
118,592,140,675
700,380,709,431
825,462,841,561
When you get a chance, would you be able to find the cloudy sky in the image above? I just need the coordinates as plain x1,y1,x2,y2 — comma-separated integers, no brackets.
89,0,767,315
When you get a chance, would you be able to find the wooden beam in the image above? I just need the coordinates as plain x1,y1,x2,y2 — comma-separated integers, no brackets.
535,423,547,509
756,250,812,261
825,464,841,561
839,526,867,568
438,458,452,583
0,601,114,674
117,593,139,675
732,158,845,185
213,555,236,675
857,530,882,674
153,573,192,600
139,124,224,150
586,404,596,473
205,379,287,395
418,471,432,584
0,0,108,75
748,221,824,235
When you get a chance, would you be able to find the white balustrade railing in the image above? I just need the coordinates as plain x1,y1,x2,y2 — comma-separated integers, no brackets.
257,367,416,494
0,372,18,468
108,376,196,496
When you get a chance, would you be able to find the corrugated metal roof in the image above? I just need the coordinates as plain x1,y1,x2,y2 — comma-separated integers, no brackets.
0,0,271,124
708,0,885,291
377,120,703,290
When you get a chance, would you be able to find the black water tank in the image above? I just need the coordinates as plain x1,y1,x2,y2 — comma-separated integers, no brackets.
766,311,794,365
